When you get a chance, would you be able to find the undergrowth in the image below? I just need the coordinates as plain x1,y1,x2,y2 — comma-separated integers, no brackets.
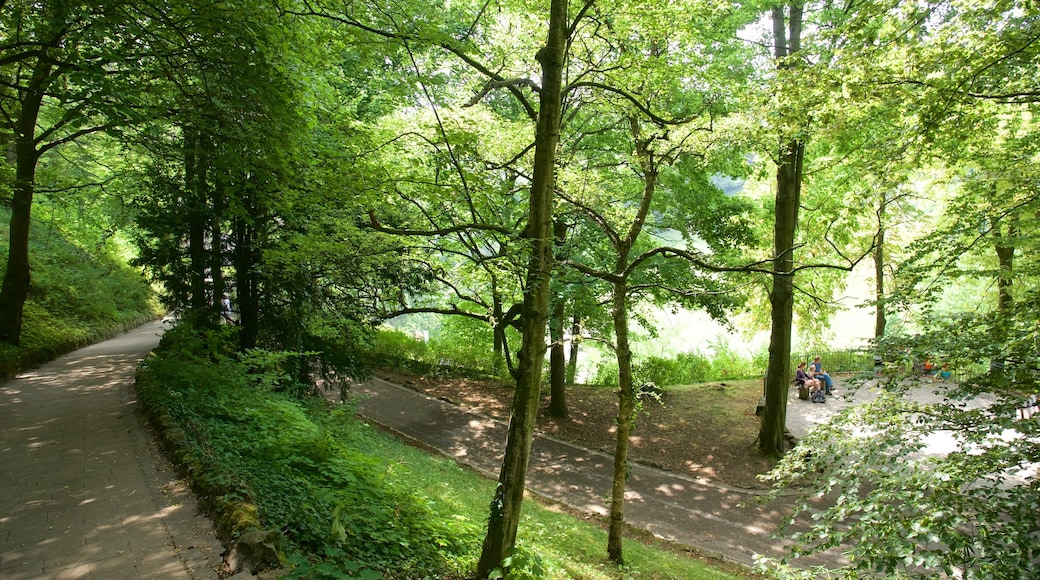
137,325,471,578
140,324,748,579
0,206,162,377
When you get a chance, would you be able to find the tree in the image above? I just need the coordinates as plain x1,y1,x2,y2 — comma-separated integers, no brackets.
0,1,150,344
758,2,806,458
562,116,750,562
127,1,430,390
475,0,569,572
759,0,1040,575
547,219,570,417
361,106,531,379
874,190,888,338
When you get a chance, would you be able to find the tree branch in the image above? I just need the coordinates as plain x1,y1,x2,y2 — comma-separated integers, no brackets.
365,211,517,238
566,80,715,127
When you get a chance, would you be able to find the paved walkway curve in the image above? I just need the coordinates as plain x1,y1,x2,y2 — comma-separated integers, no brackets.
0,320,223,579
351,377,847,571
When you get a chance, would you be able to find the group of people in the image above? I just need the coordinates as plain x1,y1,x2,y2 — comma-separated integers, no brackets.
796,356,834,403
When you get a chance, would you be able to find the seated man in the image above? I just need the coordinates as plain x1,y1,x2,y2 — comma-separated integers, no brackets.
811,356,834,395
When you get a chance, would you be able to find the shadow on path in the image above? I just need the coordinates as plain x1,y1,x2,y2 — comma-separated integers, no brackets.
0,321,223,579
352,377,848,570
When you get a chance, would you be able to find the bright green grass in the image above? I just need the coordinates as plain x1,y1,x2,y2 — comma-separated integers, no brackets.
351,419,750,580
0,206,161,376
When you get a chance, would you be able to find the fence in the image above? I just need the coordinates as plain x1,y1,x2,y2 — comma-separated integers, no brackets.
791,349,876,375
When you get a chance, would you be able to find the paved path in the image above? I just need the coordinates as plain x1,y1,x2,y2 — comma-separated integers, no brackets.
351,377,846,570
0,320,223,579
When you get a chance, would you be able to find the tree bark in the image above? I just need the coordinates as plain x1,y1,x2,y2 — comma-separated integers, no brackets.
606,117,657,563
874,196,887,339
548,296,568,417
548,219,569,417
475,0,567,574
758,3,805,459
566,313,580,385
210,166,225,321
995,214,1016,312
184,130,209,315
759,138,803,458
991,210,1016,375
234,212,260,350
606,280,633,563
492,290,506,373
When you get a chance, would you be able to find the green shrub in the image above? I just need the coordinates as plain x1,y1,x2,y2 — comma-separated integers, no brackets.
366,319,510,381
594,343,879,387
706,341,758,380
138,332,471,578
600,348,756,388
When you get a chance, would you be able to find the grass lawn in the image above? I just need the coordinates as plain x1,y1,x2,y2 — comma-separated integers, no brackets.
354,418,756,579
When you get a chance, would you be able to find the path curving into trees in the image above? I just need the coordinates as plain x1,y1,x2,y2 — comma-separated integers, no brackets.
349,376,848,571
0,320,224,579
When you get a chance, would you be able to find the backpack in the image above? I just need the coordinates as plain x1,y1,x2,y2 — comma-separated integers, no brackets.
811,389,826,403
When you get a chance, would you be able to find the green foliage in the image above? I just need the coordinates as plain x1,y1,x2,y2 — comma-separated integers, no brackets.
141,321,742,579
367,328,430,365
591,343,873,387
366,323,509,381
759,385,1040,578
0,206,161,376
138,327,471,577
426,316,510,376
598,343,761,388
488,546,548,580
760,291,1040,576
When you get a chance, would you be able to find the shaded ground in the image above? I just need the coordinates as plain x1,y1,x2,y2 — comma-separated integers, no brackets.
373,370,777,489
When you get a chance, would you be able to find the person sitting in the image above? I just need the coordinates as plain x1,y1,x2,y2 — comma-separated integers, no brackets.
796,361,824,403
923,358,936,377
811,356,834,395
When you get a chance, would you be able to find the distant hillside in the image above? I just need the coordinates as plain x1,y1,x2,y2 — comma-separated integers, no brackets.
0,207,162,377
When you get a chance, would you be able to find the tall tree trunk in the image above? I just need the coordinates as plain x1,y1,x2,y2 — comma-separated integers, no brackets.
759,138,803,457
757,3,804,459
210,176,225,320
475,0,566,574
495,301,520,379
548,296,567,417
606,280,634,563
566,313,580,385
185,132,208,315
874,196,887,339
548,219,569,417
606,117,656,563
0,60,50,345
492,289,505,373
991,211,1016,375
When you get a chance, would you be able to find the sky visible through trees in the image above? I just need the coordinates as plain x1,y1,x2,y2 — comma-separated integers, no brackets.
3,0,1040,576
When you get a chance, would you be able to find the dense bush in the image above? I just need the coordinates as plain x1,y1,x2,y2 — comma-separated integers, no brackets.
137,325,473,578
593,344,760,387
366,320,509,381
366,323,877,389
